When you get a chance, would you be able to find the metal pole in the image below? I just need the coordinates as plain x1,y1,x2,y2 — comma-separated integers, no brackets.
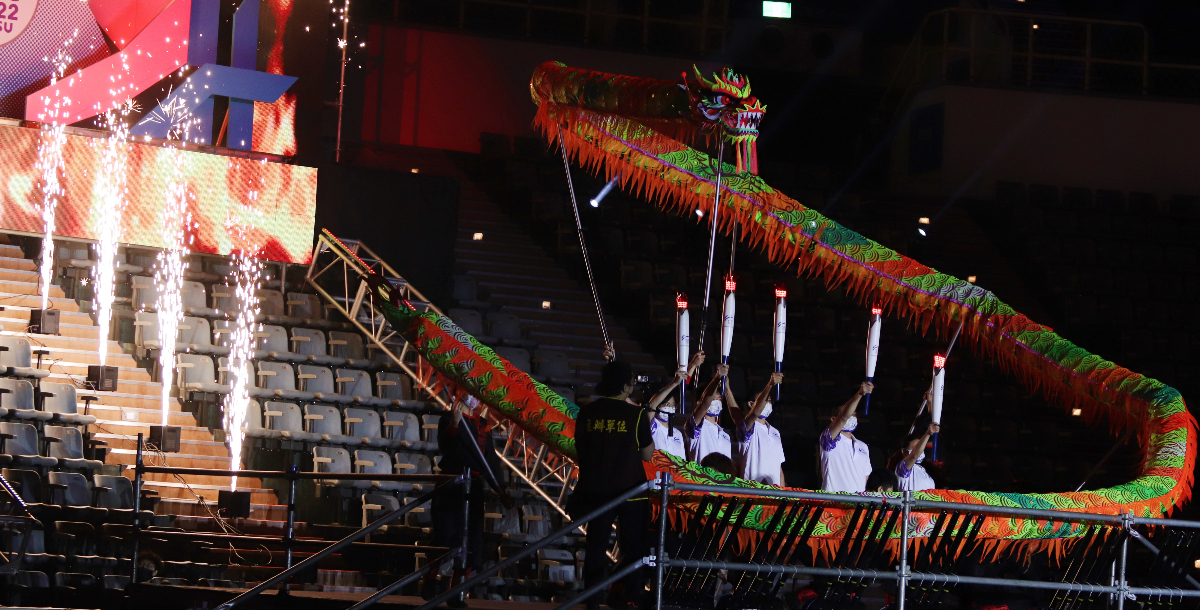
283,462,297,594
1117,512,1130,610
456,469,472,606
656,472,670,610
334,0,350,162
558,125,612,355
698,139,726,350
899,490,911,610
131,432,144,583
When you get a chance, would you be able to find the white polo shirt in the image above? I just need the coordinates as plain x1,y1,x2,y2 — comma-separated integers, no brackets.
686,418,731,464
896,460,936,491
819,428,872,493
650,418,687,460
735,419,785,485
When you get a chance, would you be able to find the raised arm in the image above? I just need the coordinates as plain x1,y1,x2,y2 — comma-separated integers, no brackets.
740,372,784,429
828,381,873,437
903,422,940,469
648,371,686,410
691,363,728,425
722,380,742,422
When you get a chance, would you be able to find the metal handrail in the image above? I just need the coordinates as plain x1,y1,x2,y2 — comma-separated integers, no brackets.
136,465,456,482
214,475,467,610
414,479,656,610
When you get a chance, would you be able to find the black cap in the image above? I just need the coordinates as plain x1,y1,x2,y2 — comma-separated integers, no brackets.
595,360,634,396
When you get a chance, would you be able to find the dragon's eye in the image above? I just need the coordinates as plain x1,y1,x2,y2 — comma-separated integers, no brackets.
711,94,731,106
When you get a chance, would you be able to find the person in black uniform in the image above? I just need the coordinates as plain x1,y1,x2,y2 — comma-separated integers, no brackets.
572,360,655,610
426,394,510,607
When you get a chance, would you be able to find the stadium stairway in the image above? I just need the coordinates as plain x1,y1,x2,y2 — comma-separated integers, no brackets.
355,145,665,388
0,241,284,519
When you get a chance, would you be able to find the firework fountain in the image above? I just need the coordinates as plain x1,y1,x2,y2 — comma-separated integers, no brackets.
34,32,80,311
92,107,133,366
224,252,262,490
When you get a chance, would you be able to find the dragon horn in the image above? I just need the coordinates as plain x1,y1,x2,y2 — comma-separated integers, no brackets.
693,64,717,90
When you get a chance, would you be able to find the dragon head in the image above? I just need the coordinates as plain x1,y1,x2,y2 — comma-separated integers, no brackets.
687,65,765,175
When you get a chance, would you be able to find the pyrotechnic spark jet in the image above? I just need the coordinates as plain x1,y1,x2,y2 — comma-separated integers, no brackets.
35,31,79,311
225,252,262,490
153,89,201,426
92,104,133,365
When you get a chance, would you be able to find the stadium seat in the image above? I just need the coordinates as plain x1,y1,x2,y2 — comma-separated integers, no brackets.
338,369,391,407
385,413,430,451
376,372,422,408
488,313,538,349
393,452,435,491
421,414,441,447
247,324,305,362
361,493,401,530
6,529,62,571
451,274,490,310
328,332,373,369
256,289,288,324
264,402,322,444
210,284,236,314
0,378,51,422
178,317,228,356
243,401,282,441
291,328,346,366
39,383,97,425
312,446,369,489
181,281,219,317
177,354,230,395
446,309,496,344
354,450,411,492
403,496,432,528
304,404,360,446
132,277,158,311
2,469,59,521
256,362,316,402
43,426,102,471
533,349,585,387
92,475,156,524
343,408,392,448
133,312,188,353
217,358,272,400
0,423,57,468
54,521,115,572
287,293,328,328
47,471,108,523
0,338,50,379
297,365,353,404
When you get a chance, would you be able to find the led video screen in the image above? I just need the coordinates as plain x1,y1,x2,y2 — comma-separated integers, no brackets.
0,123,317,263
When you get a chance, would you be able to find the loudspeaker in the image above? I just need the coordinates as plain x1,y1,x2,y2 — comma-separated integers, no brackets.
29,309,59,335
149,425,181,453
87,365,119,392
218,490,251,519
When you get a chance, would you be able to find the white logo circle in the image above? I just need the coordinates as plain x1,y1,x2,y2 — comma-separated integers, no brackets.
0,0,38,46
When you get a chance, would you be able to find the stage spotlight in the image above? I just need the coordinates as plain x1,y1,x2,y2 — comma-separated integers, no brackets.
411,168,419,173
542,301,552,309
918,228,927,236
695,209,704,217
967,275,977,283
1072,408,1082,416
918,217,930,224
473,232,483,241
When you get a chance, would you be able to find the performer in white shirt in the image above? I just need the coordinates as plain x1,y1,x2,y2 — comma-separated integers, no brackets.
644,352,704,460
895,421,940,491
686,363,732,464
819,382,874,493
728,371,786,486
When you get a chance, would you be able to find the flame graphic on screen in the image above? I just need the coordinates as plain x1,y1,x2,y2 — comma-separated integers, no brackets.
252,0,298,156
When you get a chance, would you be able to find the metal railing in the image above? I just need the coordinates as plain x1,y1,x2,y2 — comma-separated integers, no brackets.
304,232,580,517
128,433,460,602
886,7,1200,113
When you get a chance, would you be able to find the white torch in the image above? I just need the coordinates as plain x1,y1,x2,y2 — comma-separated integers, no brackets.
863,305,882,414
773,285,787,401
676,292,690,407
720,274,736,393
930,353,946,460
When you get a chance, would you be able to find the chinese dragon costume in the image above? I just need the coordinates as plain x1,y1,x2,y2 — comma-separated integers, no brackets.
327,60,1194,549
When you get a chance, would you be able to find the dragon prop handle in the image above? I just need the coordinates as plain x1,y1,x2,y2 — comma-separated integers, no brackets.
336,60,1194,544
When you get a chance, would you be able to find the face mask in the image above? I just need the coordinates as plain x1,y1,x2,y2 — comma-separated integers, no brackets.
759,401,773,419
706,398,723,416
842,415,858,432
658,401,676,421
